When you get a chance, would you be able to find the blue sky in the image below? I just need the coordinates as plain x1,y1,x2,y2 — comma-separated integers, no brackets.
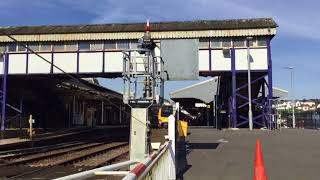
0,0,318,99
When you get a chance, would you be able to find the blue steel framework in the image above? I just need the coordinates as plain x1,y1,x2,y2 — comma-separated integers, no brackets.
230,38,273,128
1,53,23,130
1,53,8,130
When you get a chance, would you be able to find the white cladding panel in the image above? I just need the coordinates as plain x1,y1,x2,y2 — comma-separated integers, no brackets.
105,52,123,72
8,54,26,74
2,48,269,75
199,50,209,71
212,50,231,71
0,56,3,74
235,48,268,70
53,53,77,73
29,53,51,74
79,52,103,73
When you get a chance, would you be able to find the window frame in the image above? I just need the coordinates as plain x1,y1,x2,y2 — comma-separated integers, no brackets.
232,37,246,47
65,42,78,51
199,38,210,49
78,41,91,51
90,41,104,51
7,43,17,52
104,40,117,50
116,40,129,50
256,36,267,47
221,38,232,48
52,42,65,52
211,38,222,48
39,42,52,52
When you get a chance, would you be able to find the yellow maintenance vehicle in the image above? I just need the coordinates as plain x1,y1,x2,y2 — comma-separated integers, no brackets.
157,105,193,137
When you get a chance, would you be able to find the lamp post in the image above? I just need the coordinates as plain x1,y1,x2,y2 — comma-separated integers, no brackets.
247,37,253,131
284,66,295,128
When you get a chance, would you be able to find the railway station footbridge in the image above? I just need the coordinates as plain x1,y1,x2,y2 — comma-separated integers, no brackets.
0,18,278,129
0,18,280,180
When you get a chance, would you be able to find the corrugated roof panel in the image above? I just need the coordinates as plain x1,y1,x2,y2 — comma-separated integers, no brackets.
0,28,276,42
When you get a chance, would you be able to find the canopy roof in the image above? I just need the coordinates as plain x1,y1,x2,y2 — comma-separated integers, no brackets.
170,77,288,103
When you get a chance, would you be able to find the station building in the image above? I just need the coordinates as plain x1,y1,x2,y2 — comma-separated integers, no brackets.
0,18,277,129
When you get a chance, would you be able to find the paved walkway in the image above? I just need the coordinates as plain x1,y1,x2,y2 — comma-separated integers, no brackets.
180,128,320,180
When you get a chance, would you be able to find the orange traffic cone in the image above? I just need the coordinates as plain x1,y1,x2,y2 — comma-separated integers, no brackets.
254,139,267,180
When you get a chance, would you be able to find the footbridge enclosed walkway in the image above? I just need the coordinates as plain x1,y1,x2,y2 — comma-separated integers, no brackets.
180,128,320,180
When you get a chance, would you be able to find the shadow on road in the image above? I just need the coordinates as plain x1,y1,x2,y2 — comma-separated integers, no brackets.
188,142,219,150
177,137,219,179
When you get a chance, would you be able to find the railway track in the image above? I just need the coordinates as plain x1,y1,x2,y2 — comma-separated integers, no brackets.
6,142,129,179
0,127,130,179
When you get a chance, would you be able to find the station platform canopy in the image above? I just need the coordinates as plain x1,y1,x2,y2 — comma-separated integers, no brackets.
170,77,288,104
170,77,220,104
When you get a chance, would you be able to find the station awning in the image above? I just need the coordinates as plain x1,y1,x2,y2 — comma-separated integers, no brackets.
271,87,288,98
170,77,288,103
170,77,220,104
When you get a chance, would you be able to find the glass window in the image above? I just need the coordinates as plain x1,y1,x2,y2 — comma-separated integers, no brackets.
233,38,245,47
17,43,26,52
248,38,254,47
7,43,17,52
211,38,222,48
130,40,138,49
117,40,129,49
40,42,52,51
78,41,90,50
0,44,7,53
104,41,117,50
222,38,231,47
90,41,103,50
199,38,209,48
28,42,40,51
257,37,267,46
53,42,65,51
65,42,77,51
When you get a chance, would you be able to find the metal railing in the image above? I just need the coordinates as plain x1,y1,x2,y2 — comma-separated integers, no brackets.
123,140,175,180
123,113,177,180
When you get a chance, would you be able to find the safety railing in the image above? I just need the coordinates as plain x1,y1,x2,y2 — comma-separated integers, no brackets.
123,140,175,180
123,113,177,180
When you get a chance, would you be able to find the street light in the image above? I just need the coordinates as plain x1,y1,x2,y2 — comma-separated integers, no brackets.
284,66,295,128
247,37,253,131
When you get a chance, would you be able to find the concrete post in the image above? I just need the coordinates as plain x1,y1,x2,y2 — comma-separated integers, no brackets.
130,108,148,169
168,114,176,179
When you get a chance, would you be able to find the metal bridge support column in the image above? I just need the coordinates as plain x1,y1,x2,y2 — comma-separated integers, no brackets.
19,96,24,130
101,100,104,125
1,53,8,131
231,48,237,128
130,108,148,169
267,38,273,129
261,82,267,127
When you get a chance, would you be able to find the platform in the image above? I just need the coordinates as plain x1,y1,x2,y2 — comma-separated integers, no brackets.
179,128,320,180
